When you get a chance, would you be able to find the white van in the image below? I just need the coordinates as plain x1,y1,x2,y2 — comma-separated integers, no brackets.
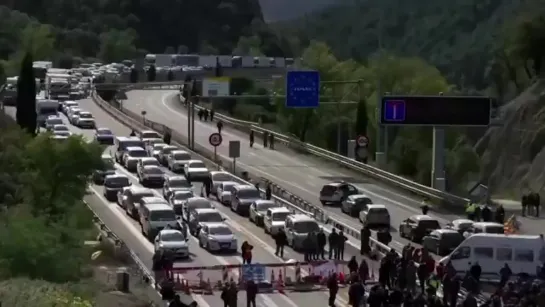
440,234,545,279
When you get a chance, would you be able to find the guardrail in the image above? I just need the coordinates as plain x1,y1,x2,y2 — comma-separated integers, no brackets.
124,83,470,207
91,90,491,303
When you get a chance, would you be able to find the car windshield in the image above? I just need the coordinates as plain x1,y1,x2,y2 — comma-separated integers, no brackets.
486,225,505,234
170,179,191,188
173,152,191,160
129,150,147,157
256,201,278,212
150,210,176,221
293,221,319,233
79,113,92,118
105,177,130,187
161,232,185,242
456,222,473,230
143,159,160,166
210,227,232,235
272,212,290,221
98,129,112,135
441,232,464,246
419,220,440,229
189,162,206,168
369,208,389,215
188,200,212,210
162,147,176,154
222,184,237,192
199,212,223,222
120,140,144,150
47,118,63,125
238,189,260,199
54,125,69,131
173,192,193,200
212,173,231,181
144,167,163,174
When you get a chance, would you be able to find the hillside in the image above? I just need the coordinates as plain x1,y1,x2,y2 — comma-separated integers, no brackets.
281,0,536,90
258,0,335,22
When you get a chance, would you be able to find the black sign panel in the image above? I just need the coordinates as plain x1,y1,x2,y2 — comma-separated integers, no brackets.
380,95,491,126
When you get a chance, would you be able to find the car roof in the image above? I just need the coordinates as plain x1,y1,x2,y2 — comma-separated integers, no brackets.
411,214,437,221
187,159,203,163
452,219,473,225
126,146,145,151
141,130,157,134
143,164,161,169
325,181,349,187
79,111,91,114
235,185,256,190
472,222,503,227
211,171,229,175
255,199,275,205
288,214,314,221
105,174,127,179
173,190,193,195
367,204,387,209
140,157,158,161
171,150,189,154
147,203,173,211
141,196,167,202
53,124,67,127
349,194,369,199
194,208,220,214
205,222,229,229
188,197,209,202
162,145,178,149
97,127,111,131
221,181,238,186
268,207,290,213
167,176,187,181
129,186,154,194
159,229,183,236
434,229,459,234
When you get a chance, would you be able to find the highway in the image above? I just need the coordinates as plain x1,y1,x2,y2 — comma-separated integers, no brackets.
23,99,365,307
122,89,543,257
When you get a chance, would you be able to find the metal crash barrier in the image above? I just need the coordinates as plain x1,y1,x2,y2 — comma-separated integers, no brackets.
164,260,352,295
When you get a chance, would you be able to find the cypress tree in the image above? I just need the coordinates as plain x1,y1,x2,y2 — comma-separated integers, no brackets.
16,52,37,135
130,68,139,83
215,58,223,77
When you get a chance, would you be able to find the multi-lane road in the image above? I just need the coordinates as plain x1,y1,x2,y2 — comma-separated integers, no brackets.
122,89,544,255
9,99,367,307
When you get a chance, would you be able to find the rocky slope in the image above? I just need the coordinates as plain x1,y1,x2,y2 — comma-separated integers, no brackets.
476,79,545,197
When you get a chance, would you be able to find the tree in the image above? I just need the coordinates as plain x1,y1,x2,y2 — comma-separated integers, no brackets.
354,99,368,136
15,52,36,135
511,13,545,77
147,65,156,82
98,29,138,63
130,68,139,83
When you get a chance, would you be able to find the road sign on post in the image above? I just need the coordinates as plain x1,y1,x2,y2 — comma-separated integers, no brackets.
356,135,369,147
209,133,223,163
380,95,492,126
285,71,320,108
229,141,240,174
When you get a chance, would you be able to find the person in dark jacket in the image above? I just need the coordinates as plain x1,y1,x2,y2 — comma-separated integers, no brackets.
470,262,482,283
160,278,175,301
327,272,339,306
499,263,512,288
168,294,183,307
130,129,136,136
241,241,253,264
265,183,272,200
210,109,215,121
263,131,268,147
163,131,171,145
217,120,223,134
337,230,347,260
198,109,203,121
221,284,229,307
462,293,478,307
348,256,359,275
152,250,164,287
246,279,258,307
360,226,371,255
203,109,209,121
274,228,287,257
228,280,238,307
481,205,492,222
249,130,254,147
376,228,392,246
203,176,212,197
348,277,365,306
269,133,275,150
522,193,528,216
328,229,339,260
317,228,327,259
495,204,505,224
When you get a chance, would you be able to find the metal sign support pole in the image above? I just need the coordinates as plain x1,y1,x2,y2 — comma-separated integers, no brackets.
432,126,446,191
191,101,195,150
232,158,236,174
214,146,217,164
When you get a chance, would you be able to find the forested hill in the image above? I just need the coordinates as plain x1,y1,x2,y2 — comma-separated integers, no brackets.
2,0,266,55
281,0,536,90
258,0,335,22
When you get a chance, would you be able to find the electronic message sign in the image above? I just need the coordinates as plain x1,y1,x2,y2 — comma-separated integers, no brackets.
380,95,491,126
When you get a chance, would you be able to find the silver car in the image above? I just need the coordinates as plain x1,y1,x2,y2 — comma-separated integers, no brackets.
148,143,167,159
341,194,373,217
154,229,190,259
167,150,192,173
359,204,391,227
198,223,237,253
249,200,280,226
183,197,213,221
209,171,232,195
169,190,194,215
138,165,164,187
216,181,238,205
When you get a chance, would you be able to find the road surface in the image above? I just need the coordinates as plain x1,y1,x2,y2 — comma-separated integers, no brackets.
122,89,545,254
23,99,364,307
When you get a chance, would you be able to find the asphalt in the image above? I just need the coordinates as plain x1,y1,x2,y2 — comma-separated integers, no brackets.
121,90,545,257
14,99,364,307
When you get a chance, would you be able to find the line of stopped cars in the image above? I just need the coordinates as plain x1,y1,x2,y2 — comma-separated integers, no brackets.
44,100,100,141
91,130,322,259
319,181,507,256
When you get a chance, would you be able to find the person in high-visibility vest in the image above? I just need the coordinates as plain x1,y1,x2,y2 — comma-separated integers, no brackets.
426,274,440,295
465,202,476,220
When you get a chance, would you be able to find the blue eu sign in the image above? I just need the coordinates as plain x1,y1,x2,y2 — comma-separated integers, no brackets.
285,71,320,108
383,99,406,122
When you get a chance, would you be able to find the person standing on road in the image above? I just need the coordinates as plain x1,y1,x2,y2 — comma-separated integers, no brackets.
274,228,287,258
360,225,371,255
521,193,529,217
203,109,209,121
337,230,347,260
317,228,327,259
249,130,254,147
269,133,275,150
217,120,223,134
328,229,338,260
210,109,215,121
327,272,339,307
263,132,268,148
246,279,258,307
265,183,272,200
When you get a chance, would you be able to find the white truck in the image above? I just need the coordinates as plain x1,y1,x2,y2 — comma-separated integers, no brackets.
46,73,72,100
36,99,60,126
